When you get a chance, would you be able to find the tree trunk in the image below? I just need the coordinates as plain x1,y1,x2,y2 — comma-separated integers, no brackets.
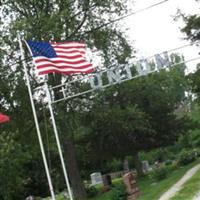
52,76,87,200
132,152,144,177
64,137,87,200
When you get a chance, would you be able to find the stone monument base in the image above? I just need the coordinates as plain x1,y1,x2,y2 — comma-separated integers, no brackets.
127,191,140,200
122,172,140,200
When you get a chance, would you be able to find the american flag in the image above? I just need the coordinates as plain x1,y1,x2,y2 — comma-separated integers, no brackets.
26,40,94,75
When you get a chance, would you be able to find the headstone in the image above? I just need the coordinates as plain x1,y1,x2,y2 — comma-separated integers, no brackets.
142,160,150,173
90,172,103,185
123,159,130,173
25,196,34,200
123,172,140,200
102,174,112,189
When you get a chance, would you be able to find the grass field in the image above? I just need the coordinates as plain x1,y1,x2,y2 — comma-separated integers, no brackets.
91,160,200,200
41,160,200,200
170,167,200,200
137,161,199,200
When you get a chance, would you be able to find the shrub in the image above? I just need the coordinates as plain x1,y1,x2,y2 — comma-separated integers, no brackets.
111,184,127,200
139,147,177,165
151,166,168,181
177,133,192,149
165,159,173,166
109,158,123,172
178,149,196,166
190,130,200,148
177,130,200,149
104,158,123,173
165,162,178,172
193,148,200,157
86,186,98,198
56,196,65,200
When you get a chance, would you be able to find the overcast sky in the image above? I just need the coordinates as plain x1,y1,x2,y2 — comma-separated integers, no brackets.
125,0,200,73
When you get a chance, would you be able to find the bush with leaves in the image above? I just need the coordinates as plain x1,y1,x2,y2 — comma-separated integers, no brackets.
178,149,196,166
0,132,30,200
151,166,168,181
85,186,98,198
105,158,123,173
111,184,127,200
139,147,177,165
164,163,179,177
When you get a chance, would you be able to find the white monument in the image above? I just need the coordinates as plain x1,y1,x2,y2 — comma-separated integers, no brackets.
90,172,103,185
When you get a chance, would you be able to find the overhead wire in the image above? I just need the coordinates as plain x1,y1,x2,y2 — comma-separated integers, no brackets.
4,0,172,69
138,41,200,61
51,55,200,103
50,48,200,92
78,0,171,37
6,40,199,72
3,0,199,73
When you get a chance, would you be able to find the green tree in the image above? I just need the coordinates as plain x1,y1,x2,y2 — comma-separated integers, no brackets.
0,0,133,199
0,132,27,200
80,58,190,177
179,0,200,42
179,0,200,112
176,0,200,93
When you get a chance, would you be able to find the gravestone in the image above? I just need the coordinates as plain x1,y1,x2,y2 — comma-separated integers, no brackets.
123,172,140,200
142,160,150,173
90,172,103,185
123,159,130,173
102,174,112,190
26,196,34,200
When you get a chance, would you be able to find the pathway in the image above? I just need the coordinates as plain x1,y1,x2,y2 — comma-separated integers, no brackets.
193,191,200,200
158,163,200,200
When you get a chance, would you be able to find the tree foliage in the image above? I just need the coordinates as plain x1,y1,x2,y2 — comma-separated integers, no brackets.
0,0,197,198
179,1,200,101
0,0,133,199
78,58,190,176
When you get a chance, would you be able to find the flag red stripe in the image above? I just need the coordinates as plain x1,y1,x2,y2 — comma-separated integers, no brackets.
36,63,93,69
57,55,84,59
35,58,86,64
38,68,94,75
53,46,85,50
34,55,83,60
55,50,85,54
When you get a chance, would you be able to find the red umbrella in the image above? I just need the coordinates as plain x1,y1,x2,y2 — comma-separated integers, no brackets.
0,113,10,123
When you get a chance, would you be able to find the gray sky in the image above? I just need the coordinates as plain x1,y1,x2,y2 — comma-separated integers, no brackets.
125,0,200,73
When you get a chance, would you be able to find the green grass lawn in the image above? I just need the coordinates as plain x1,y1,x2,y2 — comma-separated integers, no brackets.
89,190,113,200
90,160,200,200
89,178,122,200
41,160,200,200
137,160,200,200
170,167,200,200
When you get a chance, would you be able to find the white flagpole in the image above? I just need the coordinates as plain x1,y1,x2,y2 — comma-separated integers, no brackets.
44,82,74,200
18,36,56,200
